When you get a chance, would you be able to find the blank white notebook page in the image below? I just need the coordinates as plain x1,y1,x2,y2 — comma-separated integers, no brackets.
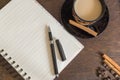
0,0,84,80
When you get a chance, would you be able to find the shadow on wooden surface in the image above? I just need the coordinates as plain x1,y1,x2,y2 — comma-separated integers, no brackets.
0,0,120,80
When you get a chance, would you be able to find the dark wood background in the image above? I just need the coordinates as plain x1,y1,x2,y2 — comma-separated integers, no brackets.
0,0,120,80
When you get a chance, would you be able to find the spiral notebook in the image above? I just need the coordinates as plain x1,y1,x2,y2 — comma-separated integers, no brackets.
0,0,84,80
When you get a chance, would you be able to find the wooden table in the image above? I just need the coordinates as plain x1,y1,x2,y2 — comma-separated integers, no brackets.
0,0,120,80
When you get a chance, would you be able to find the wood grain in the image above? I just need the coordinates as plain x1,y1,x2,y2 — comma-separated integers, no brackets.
0,0,120,80
0,0,11,9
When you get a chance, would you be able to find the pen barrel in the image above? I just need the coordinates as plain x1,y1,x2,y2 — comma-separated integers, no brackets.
50,43,58,75
56,40,66,61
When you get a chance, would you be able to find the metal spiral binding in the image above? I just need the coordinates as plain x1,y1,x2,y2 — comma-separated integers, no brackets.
0,49,31,80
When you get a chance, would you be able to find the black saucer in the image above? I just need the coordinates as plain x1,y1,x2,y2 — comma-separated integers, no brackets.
61,0,109,38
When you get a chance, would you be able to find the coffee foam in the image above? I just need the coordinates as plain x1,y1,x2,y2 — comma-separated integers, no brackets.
74,0,102,21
